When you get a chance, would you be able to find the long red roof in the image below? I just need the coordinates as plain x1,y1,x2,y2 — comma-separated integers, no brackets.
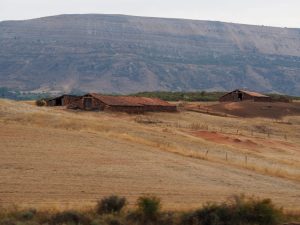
221,89,270,98
88,93,173,107
239,90,270,97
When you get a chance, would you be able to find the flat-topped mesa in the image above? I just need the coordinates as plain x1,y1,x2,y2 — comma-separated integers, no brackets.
1,14,300,96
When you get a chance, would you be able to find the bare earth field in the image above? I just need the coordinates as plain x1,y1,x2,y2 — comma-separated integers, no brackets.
0,99,300,211
185,101,300,119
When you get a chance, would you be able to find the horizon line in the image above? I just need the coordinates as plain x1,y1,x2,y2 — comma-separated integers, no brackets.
1,13,299,29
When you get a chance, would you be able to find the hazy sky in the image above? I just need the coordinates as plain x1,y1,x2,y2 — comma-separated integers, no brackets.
0,0,299,28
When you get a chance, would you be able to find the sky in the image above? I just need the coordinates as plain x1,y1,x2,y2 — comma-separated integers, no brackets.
0,0,299,28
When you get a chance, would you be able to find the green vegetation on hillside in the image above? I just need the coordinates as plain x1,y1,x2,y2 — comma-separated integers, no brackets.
131,91,300,102
0,88,85,101
0,87,50,100
131,91,226,101
1,87,300,102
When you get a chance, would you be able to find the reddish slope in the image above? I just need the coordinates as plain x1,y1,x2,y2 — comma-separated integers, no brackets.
195,102,300,119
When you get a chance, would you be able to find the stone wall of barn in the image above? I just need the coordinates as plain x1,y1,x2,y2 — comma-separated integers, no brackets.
66,95,177,113
62,96,81,106
71,97,106,110
219,92,237,102
142,105,177,112
107,105,145,113
46,95,80,106
46,99,56,106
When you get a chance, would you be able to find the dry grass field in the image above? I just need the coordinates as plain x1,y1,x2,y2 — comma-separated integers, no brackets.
0,99,300,211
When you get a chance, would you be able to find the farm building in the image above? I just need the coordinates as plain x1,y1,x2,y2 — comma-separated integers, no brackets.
219,89,271,102
46,95,81,106
68,93,177,113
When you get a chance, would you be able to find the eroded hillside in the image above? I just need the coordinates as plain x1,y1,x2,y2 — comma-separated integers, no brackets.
0,14,300,94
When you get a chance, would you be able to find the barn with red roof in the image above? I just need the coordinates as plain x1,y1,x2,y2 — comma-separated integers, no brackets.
68,93,177,113
219,89,271,102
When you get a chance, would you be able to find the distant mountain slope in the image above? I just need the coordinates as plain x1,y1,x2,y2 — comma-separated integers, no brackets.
0,14,300,95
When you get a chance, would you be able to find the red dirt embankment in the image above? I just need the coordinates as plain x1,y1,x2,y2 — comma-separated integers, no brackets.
189,130,298,153
187,101,300,119
190,130,258,150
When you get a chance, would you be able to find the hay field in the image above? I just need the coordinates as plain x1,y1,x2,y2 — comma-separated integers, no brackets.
0,99,300,211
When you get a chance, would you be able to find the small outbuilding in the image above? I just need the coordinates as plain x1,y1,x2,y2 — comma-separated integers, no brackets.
219,89,271,102
68,93,177,113
46,95,81,106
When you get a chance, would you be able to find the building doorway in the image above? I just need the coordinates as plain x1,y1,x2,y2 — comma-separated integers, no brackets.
84,98,93,109
238,93,243,101
55,98,62,106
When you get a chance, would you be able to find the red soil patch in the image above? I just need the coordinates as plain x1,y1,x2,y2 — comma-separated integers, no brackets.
190,131,259,150
190,130,298,153
187,102,300,119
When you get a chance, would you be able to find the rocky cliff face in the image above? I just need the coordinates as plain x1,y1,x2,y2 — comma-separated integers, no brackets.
0,14,300,95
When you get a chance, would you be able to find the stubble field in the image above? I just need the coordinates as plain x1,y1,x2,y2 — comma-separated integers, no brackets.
0,99,300,211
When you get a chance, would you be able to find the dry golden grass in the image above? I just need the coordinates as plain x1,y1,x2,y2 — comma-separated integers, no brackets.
0,99,300,211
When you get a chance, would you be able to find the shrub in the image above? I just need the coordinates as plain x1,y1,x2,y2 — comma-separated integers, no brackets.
181,203,232,225
19,208,37,220
107,218,123,225
50,210,90,225
157,211,177,225
128,211,174,225
96,195,127,215
91,219,105,225
0,218,17,225
234,196,283,225
137,195,161,221
92,214,125,225
35,99,46,107
181,195,283,225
